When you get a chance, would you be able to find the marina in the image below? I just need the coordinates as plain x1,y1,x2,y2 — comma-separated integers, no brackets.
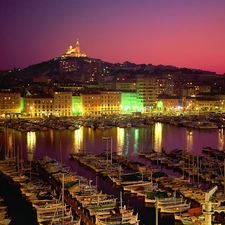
1,118,225,224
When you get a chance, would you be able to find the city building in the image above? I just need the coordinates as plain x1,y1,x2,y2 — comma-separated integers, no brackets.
121,92,143,114
81,91,121,116
136,76,158,113
33,75,51,84
0,90,21,118
81,92,102,116
59,58,77,73
157,96,183,115
72,94,82,116
157,78,174,96
100,91,121,115
23,94,54,117
157,94,225,115
51,91,72,117
115,81,137,92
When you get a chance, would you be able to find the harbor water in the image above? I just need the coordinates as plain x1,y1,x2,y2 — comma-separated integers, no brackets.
0,122,225,225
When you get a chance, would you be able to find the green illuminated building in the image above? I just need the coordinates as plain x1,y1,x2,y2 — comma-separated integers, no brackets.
121,92,143,114
157,101,163,112
72,95,82,116
20,97,24,114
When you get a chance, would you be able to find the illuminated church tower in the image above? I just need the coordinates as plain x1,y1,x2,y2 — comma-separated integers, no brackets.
62,38,86,57
75,38,80,55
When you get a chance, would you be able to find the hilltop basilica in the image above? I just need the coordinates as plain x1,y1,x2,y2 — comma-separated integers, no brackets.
62,38,87,57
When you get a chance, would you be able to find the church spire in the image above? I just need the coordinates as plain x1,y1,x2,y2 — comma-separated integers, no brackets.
76,38,80,54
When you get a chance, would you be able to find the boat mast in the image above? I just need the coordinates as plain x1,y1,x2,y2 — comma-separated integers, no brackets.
13,131,15,159
188,152,191,182
17,145,19,172
110,137,112,165
182,150,185,179
5,126,7,160
62,173,64,225
155,197,158,225
192,154,195,181
106,137,109,168
224,159,225,194
102,136,110,167
27,151,33,183
60,137,62,168
120,191,122,209
20,141,23,175
197,155,200,184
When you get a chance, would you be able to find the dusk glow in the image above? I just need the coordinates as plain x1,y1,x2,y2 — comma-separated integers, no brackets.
1,0,225,74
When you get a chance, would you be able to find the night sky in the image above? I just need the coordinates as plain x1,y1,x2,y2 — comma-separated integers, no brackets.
1,0,225,74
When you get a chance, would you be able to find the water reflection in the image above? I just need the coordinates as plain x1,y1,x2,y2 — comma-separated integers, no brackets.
142,126,154,152
218,129,224,150
154,122,162,153
2,124,225,162
26,131,36,153
73,127,83,153
186,130,193,153
49,129,54,144
2,124,225,225
6,129,14,157
117,127,125,155
133,129,139,155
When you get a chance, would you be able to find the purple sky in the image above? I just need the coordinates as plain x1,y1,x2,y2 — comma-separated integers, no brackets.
1,0,225,74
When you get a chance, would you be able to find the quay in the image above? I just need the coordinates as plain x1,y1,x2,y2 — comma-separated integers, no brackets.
35,161,96,225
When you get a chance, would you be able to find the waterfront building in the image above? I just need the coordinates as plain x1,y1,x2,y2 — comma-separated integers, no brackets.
23,91,72,117
100,91,121,115
81,91,121,116
182,97,196,114
157,94,225,115
3,77,225,118
81,92,102,116
23,94,53,117
51,91,72,117
121,92,143,114
193,94,225,113
136,76,158,113
72,94,82,116
157,96,183,115
195,99,221,113
0,90,21,118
